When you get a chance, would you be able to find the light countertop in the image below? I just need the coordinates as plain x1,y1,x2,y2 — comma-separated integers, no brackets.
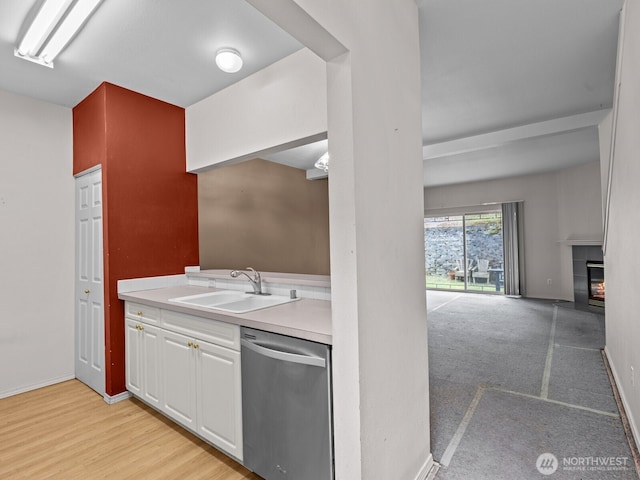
118,285,332,345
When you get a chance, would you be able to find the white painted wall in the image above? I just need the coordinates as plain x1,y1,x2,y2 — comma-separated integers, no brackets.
603,0,640,448
0,89,74,398
425,161,603,300
556,163,604,296
598,110,613,221
324,4,431,479
186,48,327,172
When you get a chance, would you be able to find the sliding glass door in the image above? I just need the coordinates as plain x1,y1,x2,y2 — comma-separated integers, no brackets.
424,216,465,289
425,212,504,293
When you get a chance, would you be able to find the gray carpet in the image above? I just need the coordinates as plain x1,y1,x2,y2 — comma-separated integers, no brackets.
427,291,638,479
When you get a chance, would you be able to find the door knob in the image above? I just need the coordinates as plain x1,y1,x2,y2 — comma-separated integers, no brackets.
84,289,90,294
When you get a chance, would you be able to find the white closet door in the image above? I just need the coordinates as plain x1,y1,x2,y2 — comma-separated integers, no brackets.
75,167,105,395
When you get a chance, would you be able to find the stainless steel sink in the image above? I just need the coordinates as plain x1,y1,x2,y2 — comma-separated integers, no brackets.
168,290,299,313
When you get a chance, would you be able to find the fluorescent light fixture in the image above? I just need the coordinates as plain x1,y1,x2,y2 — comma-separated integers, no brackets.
314,152,329,172
215,49,243,73
15,0,103,68
17,0,72,57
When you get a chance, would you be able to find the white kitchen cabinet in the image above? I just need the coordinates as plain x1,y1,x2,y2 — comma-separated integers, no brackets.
159,328,243,459
124,302,242,461
142,326,162,407
125,318,143,397
126,302,160,325
196,338,242,459
159,329,197,430
125,317,161,408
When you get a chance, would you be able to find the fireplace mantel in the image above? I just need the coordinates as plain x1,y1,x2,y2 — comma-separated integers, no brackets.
562,235,604,246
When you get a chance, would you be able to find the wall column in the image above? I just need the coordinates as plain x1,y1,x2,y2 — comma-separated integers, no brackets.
326,3,431,478
245,1,432,478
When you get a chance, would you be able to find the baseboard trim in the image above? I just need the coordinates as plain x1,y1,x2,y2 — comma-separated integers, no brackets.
0,374,75,400
103,390,132,404
414,453,436,480
603,347,640,474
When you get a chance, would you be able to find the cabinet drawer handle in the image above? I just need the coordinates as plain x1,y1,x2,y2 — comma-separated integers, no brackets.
137,311,143,316
193,343,199,349
84,289,90,294
187,341,194,348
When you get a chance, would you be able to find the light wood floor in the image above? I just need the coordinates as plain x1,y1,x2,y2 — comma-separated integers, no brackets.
0,380,262,480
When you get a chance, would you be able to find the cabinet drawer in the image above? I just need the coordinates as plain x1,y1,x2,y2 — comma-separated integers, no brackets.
161,309,240,351
125,302,160,324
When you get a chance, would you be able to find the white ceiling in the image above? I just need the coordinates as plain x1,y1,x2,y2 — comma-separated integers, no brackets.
0,0,302,107
0,0,624,186
417,0,623,187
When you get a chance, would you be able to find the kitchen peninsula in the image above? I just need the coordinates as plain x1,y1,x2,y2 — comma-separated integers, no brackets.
117,269,334,478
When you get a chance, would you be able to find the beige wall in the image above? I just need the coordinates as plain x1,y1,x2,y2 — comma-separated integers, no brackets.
603,0,640,448
424,161,603,300
0,89,74,398
198,159,330,275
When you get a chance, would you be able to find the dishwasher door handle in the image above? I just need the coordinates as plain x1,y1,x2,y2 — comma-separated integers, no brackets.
241,339,326,368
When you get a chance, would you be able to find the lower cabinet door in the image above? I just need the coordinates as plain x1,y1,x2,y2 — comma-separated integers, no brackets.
160,329,197,430
141,324,161,408
125,318,143,397
196,340,243,460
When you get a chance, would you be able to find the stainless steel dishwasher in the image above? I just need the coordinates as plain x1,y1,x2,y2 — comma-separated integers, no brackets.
241,327,333,480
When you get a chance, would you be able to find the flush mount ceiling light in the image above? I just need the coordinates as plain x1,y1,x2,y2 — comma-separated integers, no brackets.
15,0,103,68
314,152,329,173
215,48,243,73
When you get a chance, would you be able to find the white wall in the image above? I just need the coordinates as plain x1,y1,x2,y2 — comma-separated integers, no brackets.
186,48,327,172
598,110,613,220
323,4,431,479
0,89,74,398
603,0,640,447
556,163,605,296
424,161,603,300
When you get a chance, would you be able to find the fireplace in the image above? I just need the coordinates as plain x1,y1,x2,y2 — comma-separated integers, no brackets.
572,245,603,310
587,261,605,308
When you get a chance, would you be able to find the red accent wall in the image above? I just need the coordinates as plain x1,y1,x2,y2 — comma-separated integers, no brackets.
73,86,106,173
73,83,199,396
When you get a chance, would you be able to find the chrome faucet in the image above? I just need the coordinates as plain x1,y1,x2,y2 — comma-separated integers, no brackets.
230,267,268,295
